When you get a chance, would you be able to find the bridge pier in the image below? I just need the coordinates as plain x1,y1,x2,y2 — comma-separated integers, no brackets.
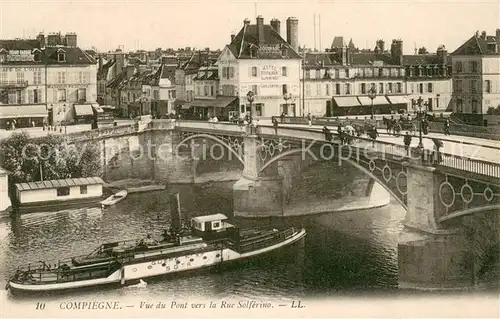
398,162,474,290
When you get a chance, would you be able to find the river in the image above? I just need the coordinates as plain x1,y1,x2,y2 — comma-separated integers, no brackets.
0,180,409,300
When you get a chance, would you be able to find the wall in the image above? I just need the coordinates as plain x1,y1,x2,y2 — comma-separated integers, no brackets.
482,56,500,112
406,78,452,113
0,174,10,211
18,184,102,203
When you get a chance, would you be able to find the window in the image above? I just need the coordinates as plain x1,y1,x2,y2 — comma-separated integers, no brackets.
316,83,321,96
335,83,341,95
455,80,463,92
228,67,234,78
33,52,41,62
57,187,70,196
33,70,42,85
427,83,433,93
222,67,228,79
0,72,7,84
484,80,491,93
282,66,287,77
305,83,311,96
212,221,220,228
57,72,66,84
470,79,477,93
153,90,159,99
58,89,66,102
345,83,350,95
396,83,402,93
16,72,24,84
255,103,263,116
418,83,424,94
471,100,478,113
57,52,66,62
210,86,215,96
378,83,384,94
316,69,321,79
361,83,366,94
80,185,88,194
34,89,40,103
456,98,463,113
469,61,478,73
326,83,330,96
203,86,209,96
455,61,463,73
251,66,258,77
16,91,23,104
77,88,86,102
305,70,310,79
378,68,383,77
251,84,258,95
282,84,288,94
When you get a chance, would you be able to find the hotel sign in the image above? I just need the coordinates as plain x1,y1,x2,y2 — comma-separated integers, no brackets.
261,65,279,81
6,50,34,62
47,84,89,89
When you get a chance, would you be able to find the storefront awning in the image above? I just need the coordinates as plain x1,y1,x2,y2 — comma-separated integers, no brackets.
181,104,193,110
333,96,361,107
0,105,47,119
386,95,409,105
92,104,104,113
174,99,187,107
357,96,389,106
74,104,94,116
186,96,238,108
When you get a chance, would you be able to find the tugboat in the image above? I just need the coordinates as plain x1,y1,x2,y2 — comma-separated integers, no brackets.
7,194,306,295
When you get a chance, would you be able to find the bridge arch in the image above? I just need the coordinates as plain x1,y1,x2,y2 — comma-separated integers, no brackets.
175,134,244,165
259,148,408,210
438,204,500,223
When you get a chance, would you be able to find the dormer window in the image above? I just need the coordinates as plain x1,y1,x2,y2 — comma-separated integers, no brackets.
57,49,66,62
249,44,258,58
281,45,287,57
33,49,41,62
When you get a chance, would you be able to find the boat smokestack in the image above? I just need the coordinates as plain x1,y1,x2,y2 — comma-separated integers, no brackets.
169,193,182,233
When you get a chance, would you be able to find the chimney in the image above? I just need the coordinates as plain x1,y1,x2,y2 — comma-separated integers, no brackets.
270,18,281,36
390,39,403,65
437,45,448,65
481,31,487,39
496,29,500,53
98,56,103,69
341,46,347,65
243,18,251,27
115,53,124,75
231,34,235,42
286,17,299,53
65,33,77,47
47,33,58,47
257,15,265,46
376,39,385,52
36,33,45,48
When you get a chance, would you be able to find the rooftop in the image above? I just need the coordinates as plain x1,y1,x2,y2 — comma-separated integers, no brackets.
15,177,104,191
451,31,500,55
192,213,228,223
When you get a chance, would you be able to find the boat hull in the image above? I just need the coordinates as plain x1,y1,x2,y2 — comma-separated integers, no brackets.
8,229,306,296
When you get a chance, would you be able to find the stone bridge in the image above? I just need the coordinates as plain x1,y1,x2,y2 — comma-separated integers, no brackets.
67,120,500,291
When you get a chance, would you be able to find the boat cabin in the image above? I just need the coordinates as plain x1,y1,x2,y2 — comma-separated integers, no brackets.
14,177,104,213
190,213,233,239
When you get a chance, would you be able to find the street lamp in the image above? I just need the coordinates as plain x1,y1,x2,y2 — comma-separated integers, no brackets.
283,93,294,116
139,92,148,116
413,96,427,149
367,86,377,119
246,91,255,120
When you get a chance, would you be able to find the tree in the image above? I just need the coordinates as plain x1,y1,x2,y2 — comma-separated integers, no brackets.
0,132,101,184
418,47,429,54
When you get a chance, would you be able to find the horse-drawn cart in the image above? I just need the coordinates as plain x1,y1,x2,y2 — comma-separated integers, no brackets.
383,116,417,136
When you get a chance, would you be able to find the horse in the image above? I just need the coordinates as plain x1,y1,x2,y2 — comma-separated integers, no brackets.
383,117,396,134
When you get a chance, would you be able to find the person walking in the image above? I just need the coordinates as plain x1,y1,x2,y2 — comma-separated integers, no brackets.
272,118,278,135
280,112,286,124
444,118,450,136
307,113,312,127
404,132,412,156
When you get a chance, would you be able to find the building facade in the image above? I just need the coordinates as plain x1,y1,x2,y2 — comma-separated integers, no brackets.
0,32,97,128
217,16,302,118
451,29,500,125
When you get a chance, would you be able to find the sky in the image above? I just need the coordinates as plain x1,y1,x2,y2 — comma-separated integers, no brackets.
0,0,499,54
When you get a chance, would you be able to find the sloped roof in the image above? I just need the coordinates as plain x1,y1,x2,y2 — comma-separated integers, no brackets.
44,46,96,65
331,36,346,49
350,52,397,66
0,39,41,51
15,177,104,191
452,33,500,56
402,54,444,65
97,59,116,80
227,24,301,59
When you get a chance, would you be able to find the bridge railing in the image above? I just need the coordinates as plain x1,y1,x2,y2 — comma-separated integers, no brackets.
258,125,500,179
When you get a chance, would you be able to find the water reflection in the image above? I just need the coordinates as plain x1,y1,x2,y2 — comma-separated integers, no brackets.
0,181,409,298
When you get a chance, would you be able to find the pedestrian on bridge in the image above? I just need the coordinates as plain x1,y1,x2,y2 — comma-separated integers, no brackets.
272,118,279,135
404,132,412,156
307,113,312,127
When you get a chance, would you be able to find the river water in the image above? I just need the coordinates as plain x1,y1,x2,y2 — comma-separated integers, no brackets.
0,180,410,301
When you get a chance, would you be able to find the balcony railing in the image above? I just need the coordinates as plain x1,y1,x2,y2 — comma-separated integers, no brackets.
0,81,29,88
